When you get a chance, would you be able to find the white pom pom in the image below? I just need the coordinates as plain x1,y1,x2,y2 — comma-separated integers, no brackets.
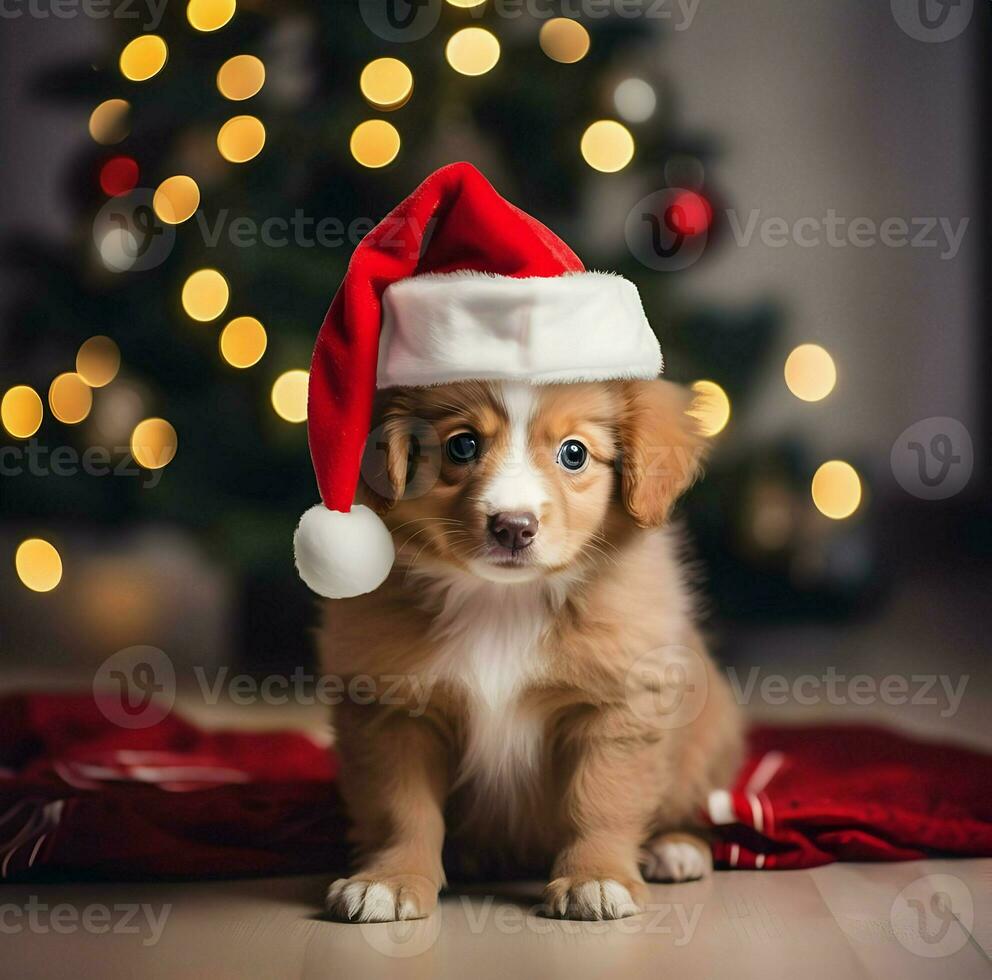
294,504,395,599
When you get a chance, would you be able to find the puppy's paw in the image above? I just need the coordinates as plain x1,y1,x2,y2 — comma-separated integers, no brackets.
639,833,712,883
326,873,437,922
542,876,646,920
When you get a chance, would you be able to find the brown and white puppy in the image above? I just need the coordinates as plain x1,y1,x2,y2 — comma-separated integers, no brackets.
319,378,742,922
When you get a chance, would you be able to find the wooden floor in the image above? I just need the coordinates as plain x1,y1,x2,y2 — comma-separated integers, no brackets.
2,860,990,979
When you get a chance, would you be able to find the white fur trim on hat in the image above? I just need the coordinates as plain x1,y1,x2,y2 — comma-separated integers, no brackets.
294,504,395,599
377,271,662,389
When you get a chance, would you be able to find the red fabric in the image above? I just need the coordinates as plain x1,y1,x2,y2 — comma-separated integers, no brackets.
307,161,584,513
1,693,990,882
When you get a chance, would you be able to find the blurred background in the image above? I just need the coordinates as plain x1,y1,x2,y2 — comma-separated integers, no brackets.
1,0,988,742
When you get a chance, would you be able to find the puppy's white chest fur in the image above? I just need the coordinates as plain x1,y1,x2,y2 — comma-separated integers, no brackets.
425,576,552,801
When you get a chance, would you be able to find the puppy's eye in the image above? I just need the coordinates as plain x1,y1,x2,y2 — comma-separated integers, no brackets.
557,439,588,473
445,431,480,464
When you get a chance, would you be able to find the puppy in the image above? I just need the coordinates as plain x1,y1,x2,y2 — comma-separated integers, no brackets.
319,377,742,922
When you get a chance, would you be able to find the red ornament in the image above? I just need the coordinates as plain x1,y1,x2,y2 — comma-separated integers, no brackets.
666,190,713,236
99,156,139,197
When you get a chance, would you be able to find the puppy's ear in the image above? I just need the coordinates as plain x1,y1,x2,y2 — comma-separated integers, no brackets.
617,379,709,528
358,394,414,514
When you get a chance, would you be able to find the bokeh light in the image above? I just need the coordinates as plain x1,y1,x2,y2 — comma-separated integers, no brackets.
48,373,93,424
811,460,862,519
539,18,590,64
667,190,712,236
153,175,201,224
119,35,168,82
614,78,657,123
181,268,229,322
580,120,635,173
445,27,501,76
784,343,837,402
15,539,63,593
131,418,178,469
88,99,131,145
187,0,235,32
97,227,138,273
360,58,414,111
350,120,401,169
99,156,139,197
1,385,43,439
220,316,267,368
689,380,731,437
217,115,266,163
217,54,265,100
446,0,485,6
76,336,121,388
271,370,308,423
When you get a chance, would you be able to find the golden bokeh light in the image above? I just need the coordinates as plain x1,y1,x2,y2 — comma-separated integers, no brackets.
271,370,308,423
15,538,63,593
119,35,168,82
187,0,236,32
76,336,121,388
88,99,131,145
217,54,265,100
350,120,401,169
217,115,266,163
445,27,501,76
360,58,414,111
220,316,267,368
181,268,229,322
131,417,178,469
1,385,43,439
48,373,93,425
580,120,635,173
784,343,837,402
446,0,486,6
0,385,45,439
539,18,591,64
153,175,201,225
689,380,731,437
811,460,862,520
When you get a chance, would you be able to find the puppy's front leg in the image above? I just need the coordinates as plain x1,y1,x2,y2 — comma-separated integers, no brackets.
327,703,450,922
545,714,655,920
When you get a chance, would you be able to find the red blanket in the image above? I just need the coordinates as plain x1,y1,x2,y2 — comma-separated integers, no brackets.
1,693,990,881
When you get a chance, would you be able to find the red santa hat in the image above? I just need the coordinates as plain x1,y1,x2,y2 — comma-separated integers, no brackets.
295,162,662,598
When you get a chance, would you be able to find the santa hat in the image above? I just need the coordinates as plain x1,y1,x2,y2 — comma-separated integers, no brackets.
295,162,662,599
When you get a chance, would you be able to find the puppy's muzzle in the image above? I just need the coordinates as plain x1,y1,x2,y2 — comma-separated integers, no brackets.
487,512,539,551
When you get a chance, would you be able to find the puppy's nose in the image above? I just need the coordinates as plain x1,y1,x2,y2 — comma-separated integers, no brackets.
488,512,539,551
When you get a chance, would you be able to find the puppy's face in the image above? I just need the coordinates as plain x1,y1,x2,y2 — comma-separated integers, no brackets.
360,379,706,584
